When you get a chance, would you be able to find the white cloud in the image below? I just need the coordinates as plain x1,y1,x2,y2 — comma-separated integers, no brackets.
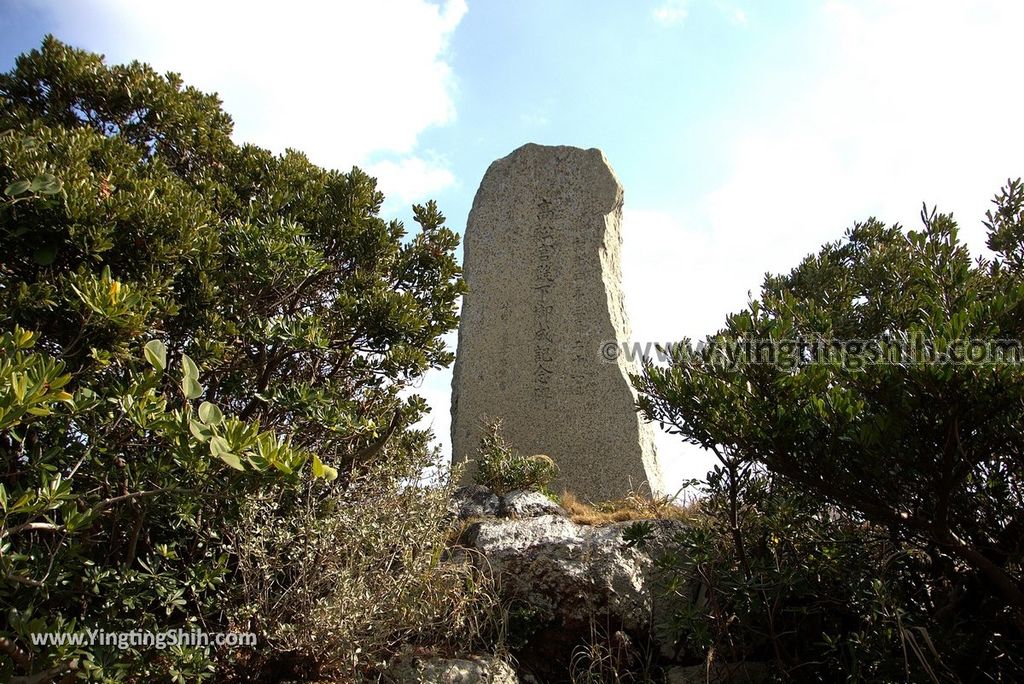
652,0,689,27
520,111,550,128
639,0,1024,338
705,0,1024,265
35,0,466,202
367,156,456,209
622,208,747,345
711,0,748,25
624,0,1024,488
653,0,748,28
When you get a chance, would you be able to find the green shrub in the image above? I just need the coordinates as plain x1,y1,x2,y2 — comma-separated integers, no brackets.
635,185,1024,678
644,470,951,681
0,37,464,681
474,419,558,495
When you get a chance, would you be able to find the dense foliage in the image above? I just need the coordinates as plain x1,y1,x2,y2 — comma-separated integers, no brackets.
636,189,1024,678
0,37,466,681
473,419,558,495
645,472,965,680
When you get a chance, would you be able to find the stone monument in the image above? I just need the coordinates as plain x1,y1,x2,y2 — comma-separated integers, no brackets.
451,143,664,501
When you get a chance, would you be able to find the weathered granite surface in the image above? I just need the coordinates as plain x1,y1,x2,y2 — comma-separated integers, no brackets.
450,484,502,520
450,486,566,520
459,512,691,680
498,489,566,518
451,143,664,501
386,653,519,683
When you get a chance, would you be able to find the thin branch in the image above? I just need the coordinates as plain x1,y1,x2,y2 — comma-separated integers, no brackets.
92,486,189,513
5,573,44,588
1,521,60,538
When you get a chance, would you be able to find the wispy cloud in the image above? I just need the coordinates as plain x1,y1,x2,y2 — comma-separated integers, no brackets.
519,111,550,127
654,0,749,29
712,0,748,25
33,0,467,204
367,156,456,210
652,0,689,27
704,0,1024,266
624,0,1024,483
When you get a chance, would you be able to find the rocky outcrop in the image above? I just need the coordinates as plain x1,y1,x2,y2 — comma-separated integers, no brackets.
445,486,771,682
462,514,675,631
450,485,502,519
386,654,519,683
459,502,688,681
497,490,566,518
451,486,567,520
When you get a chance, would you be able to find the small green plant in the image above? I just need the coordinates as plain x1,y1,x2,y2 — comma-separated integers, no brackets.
499,601,546,652
473,419,558,495
621,520,655,549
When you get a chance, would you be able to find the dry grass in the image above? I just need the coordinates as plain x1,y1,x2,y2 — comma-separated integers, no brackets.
232,459,498,681
560,489,698,526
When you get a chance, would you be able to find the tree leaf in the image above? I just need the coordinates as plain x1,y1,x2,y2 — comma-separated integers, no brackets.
4,180,31,196
29,173,58,193
311,454,337,481
189,419,213,442
144,340,167,372
182,376,203,400
181,354,199,380
11,373,26,402
218,451,244,471
209,435,231,456
180,353,202,397
198,401,223,425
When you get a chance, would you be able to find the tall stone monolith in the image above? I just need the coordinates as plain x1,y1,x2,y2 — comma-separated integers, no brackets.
451,143,664,502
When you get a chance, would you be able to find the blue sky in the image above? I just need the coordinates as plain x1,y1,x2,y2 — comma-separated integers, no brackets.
4,0,1024,489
